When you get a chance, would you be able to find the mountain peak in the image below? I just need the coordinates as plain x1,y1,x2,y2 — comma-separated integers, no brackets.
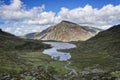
61,20,72,23
60,20,77,25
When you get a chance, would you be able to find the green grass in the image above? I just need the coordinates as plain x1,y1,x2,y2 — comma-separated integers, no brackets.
0,30,70,79
20,51,68,74
1,25,120,79
0,50,68,79
60,24,120,79
60,44,117,79
67,48,116,70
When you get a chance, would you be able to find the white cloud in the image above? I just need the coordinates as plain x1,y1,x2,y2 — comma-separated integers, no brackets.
0,0,120,36
3,25,50,36
3,0,22,10
24,11,55,25
57,4,120,25
100,25,113,30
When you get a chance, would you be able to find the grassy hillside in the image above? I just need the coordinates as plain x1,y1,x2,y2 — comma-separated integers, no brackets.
65,24,120,79
1,24,120,79
0,29,48,71
0,29,68,79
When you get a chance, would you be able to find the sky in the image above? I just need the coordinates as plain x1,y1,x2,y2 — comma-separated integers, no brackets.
0,0,120,36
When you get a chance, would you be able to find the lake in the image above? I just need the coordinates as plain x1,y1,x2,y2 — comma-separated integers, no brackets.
43,42,76,61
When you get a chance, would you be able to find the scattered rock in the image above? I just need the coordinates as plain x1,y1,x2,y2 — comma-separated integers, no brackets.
79,68,108,76
37,65,45,71
101,76,112,80
91,76,100,80
1,74,12,80
115,78,120,80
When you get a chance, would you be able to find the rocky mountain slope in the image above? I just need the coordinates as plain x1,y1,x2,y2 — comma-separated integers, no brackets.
25,21,101,42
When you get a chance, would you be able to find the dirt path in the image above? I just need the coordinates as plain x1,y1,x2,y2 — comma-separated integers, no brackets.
64,61,78,78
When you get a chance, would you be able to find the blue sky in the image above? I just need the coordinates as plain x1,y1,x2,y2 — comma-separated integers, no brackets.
3,0,120,12
0,0,120,35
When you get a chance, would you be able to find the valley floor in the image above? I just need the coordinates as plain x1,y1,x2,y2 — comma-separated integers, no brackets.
1,40,120,80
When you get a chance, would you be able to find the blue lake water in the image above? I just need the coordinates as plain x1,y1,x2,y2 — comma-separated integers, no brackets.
43,42,76,61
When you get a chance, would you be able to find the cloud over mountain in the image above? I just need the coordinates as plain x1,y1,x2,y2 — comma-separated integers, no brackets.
58,4,120,25
0,0,120,35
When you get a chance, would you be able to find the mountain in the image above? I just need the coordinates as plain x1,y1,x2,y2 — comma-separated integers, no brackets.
87,24,120,52
0,28,20,40
0,28,21,48
24,21,102,42
0,29,50,50
66,24,120,79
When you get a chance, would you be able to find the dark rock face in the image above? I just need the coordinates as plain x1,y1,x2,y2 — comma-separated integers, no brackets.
0,29,4,34
0,29,2,32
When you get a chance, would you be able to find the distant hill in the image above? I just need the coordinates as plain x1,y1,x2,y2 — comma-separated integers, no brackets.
0,29,50,50
24,21,102,42
0,29,20,40
87,24,120,53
